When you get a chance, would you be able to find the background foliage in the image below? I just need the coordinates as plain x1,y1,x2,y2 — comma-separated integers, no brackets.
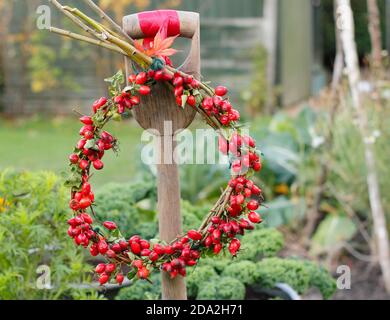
0,169,102,299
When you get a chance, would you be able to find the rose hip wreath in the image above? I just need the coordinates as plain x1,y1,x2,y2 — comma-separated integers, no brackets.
53,3,264,286
67,67,264,285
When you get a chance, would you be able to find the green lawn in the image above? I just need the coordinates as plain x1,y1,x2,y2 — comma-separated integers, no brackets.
0,116,145,188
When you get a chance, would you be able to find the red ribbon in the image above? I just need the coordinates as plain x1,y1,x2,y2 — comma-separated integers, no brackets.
138,10,180,38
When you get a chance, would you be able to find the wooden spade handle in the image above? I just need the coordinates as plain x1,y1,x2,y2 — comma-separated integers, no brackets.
122,11,201,300
123,11,200,133
122,11,199,39
157,137,187,300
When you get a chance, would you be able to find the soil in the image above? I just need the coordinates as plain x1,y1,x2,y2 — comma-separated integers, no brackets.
331,260,390,300
302,261,390,300
277,226,390,300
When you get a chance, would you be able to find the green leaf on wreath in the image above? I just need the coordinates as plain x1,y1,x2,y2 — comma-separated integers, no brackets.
112,112,122,122
149,238,160,246
105,70,124,96
127,269,137,280
64,173,82,188
127,251,136,261
123,85,133,93
107,228,123,242
84,139,97,150
93,110,108,127
181,95,188,109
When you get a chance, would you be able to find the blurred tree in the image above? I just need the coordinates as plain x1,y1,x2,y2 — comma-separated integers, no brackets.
0,0,11,112
98,0,150,20
367,0,383,71
322,0,387,68
241,46,269,116
336,0,390,293
0,0,22,113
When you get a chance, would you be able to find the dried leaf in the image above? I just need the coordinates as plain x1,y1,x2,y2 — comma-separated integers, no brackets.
158,48,178,57
153,30,163,51
160,35,178,50
134,26,178,58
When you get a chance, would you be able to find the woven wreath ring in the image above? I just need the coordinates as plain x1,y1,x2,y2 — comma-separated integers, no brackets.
66,63,264,285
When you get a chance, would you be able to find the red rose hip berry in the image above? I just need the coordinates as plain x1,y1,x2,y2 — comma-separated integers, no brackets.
139,86,151,96
78,197,92,209
116,273,124,285
98,240,108,255
130,242,141,255
137,267,149,279
99,273,109,285
80,116,93,125
93,159,104,170
79,160,89,170
103,221,117,230
95,263,106,274
187,230,202,241
247,200,259,211
105,263,116,273
135,72,147,85
187,95,196,107
69,199,80,211
149,251,159,262
69,154,79,164
215,86,228,96
248,211,262,224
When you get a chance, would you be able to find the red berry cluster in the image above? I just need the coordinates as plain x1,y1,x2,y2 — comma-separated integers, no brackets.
228,176,263,223
93,97,108,113
171,73,199,107
219,132,262,175
67,212,95,247
114,72,152,114
66,66,264,286
69,114,115,178
114,92,141,114
160,234,201,278
95,263,124,285
201,87,240,126
202,194,262,258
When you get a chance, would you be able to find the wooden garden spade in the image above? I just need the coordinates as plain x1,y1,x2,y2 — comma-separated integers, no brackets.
123,10,200,300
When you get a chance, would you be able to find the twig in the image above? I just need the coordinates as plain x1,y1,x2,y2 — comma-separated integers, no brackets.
342,242,374,262
82,0,135,44
49,27,126,55
104,32,152,69
330,186,373,246
62,6,152,69
49,0,106,42
215,187,233,218
63,6,106,33
198,186,233,232
69,278,133,291
72,108,84,116
64,6,126,42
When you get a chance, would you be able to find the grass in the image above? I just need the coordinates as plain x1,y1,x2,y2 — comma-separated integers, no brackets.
0,116,145,188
